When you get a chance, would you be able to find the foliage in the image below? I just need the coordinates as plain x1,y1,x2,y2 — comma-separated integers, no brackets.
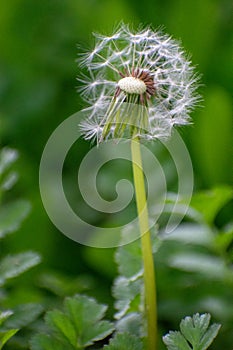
0,148,43,348
0,1,232,348
30,294,114,350
0,311,18,350
0,150,230,349
28,186,232,349
103,332,143,350
163,313,221,350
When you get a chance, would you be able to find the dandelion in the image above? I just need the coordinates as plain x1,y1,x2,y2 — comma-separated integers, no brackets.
78,23,199,142
77,24,200,350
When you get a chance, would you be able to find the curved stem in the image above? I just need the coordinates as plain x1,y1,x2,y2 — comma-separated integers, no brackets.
131,136,157,350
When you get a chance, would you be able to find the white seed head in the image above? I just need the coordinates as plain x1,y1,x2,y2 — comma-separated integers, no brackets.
78,23,200,142
118,77,147,95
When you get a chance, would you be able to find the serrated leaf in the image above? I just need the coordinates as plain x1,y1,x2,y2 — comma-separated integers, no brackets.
0,251,41,285
0,200,31,239
103,332,143,350
163,313,221,350
163,331,191,350
113,276,142,319
30,333,74,350
81,319,115,346
64,294,114,347
193,313,210,335
65,294,107,330
199,323,221,350
3,303,44,329
45,310,77,347
115,313,142,337
180,313,210,345
0,329,18,349
35,294,114,349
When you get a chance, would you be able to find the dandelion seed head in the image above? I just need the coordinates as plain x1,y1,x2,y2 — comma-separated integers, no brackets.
118,77,147,95
77,23,200,142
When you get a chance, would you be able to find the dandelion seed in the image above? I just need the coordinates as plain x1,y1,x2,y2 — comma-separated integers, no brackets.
77,23,200,142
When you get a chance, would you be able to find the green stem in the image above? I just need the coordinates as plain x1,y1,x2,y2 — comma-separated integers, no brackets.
131,136,157,350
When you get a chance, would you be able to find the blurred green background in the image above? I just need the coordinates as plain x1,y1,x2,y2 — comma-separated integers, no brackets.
0,0,232,348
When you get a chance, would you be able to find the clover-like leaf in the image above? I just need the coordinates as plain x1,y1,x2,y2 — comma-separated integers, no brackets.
31,294,114,350
64,294,114,347
179,313,209,346
103,332,143,350
45,310,77,347
163,313,221,350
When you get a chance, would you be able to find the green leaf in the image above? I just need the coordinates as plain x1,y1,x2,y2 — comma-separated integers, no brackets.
163,331,191,350
81,319,115,346
3,303,44,329
113,227,146,327
30,334,74,350
180,314,221,350
199,323,221,350
0,329,18,349
0,311,18,350
163,313,221,350
0,251,41,286
45,310,77,347
115,313,142,337
103,332,143,350
0,200,31,239
180,313,211,345
113,276,142,319
190,187,233,224
64,294,114,347
32,294,114,350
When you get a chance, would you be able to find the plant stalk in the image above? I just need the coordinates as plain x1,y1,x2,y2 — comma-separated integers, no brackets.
131,136,157,350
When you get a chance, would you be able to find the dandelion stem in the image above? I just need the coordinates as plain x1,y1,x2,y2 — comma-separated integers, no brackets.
131,136,157,350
